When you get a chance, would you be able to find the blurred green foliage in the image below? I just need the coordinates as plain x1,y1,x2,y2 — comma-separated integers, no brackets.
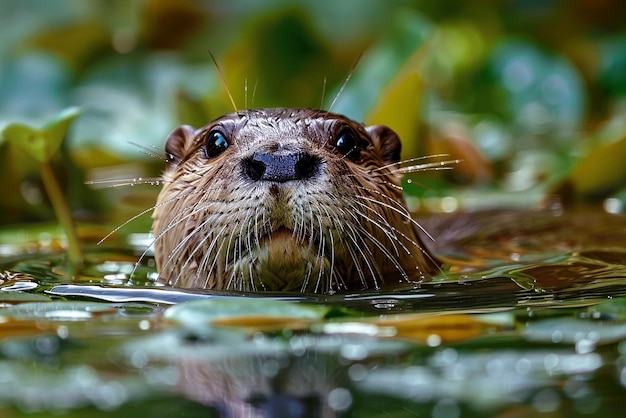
0,0,625,227
2,108,84,264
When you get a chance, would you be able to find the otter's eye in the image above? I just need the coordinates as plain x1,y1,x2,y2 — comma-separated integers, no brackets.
204,130,229,159
334,130,361,161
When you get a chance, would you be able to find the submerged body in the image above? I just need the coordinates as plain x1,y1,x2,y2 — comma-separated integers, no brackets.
152,108,439,293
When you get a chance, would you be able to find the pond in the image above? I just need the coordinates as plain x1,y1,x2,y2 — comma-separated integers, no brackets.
1,207,626,418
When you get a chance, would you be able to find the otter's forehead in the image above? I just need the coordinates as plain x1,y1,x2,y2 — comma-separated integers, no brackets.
209,108,364,145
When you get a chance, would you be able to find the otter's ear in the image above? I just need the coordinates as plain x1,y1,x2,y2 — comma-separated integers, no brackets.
164,125,196,170
365,125,402,165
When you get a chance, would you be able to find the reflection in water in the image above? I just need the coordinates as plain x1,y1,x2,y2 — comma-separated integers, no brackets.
173,343,330,418
121,328,412,418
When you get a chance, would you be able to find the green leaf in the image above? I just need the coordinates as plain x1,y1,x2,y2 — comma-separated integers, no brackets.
164,298,328,330
525,317,626,345
2,301,117,321
589,296,626,320
1,107,80,163
0,291,51,303
43,106,82,155
2,123,48,163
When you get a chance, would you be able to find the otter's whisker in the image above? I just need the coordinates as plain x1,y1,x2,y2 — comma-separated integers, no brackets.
130,214,189,283
351,209,411,284
194,221,231,287
208,50,238,113
296,202,307,244
353,185,436,242
371,154,452,173
392,159,461,175
344,238,368,288
174,229,212,287
317,203,350,290
226,203,256,290
251,79,259,110
354,198,432,275
333,206,382,288
253,204,261,251
300,197,318,292
127,141,169,162
204,225,234,289
314,213,326,294
326,222,339,292
341,237,366,288
152,195,228,281
353,184,410,213
319,77,327,111
165,213,219,286
166,231,208,286
353,159,460,184
326,52,362,113
352,201,405,257
202,229,230,289
85,177,168,189
97,187,199,247
354,192,413,228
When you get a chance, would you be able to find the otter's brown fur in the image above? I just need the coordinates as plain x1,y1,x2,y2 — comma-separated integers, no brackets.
152,108,439,293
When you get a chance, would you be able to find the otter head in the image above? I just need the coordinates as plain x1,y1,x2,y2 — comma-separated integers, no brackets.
152,108,439,293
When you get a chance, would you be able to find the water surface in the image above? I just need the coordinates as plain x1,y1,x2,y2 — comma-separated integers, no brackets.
1,208,626,417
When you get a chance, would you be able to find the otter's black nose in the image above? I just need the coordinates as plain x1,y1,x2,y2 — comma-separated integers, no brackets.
242,151,321,182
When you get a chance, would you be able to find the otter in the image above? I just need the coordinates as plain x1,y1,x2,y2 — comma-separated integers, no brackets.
152,108,440,293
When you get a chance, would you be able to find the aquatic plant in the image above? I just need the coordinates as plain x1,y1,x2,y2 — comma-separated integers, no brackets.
1,107,83,267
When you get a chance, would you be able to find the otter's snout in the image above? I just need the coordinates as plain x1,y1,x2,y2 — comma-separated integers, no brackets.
242,151,321,183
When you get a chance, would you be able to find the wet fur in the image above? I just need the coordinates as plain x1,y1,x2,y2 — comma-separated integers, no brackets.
152,108,440,293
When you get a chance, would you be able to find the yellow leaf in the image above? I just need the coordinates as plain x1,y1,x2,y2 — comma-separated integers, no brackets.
372,313,502,344
211,315,313,333
568,134,626,195
365,49,425,158
0,316,57,341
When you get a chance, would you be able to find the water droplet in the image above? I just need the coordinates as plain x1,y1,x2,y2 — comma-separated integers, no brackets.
328,387,352,412
485,357,505,377
543,353,559,372
44,310,92,320
431,348,458,367
130,350,148,368
432,398,460,418
348,363,368,381
502,58,534,92
604,197,623,214
532,388,560,413
35,336,59,354
426,334,442,347
93,381,128,411
57,325,69,339
551,330,563,343
515,357,532,374
340,343,368,361
620,367,626,387
372,299,397,309
261,358,280,378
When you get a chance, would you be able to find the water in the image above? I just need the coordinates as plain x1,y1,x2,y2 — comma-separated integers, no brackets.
1,208,626,417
